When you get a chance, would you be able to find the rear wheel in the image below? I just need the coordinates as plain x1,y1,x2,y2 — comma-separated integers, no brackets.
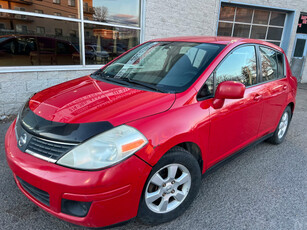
267,106,292,144
137,147,201,225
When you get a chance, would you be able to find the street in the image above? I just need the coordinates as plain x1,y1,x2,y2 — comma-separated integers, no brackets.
0,84,306,230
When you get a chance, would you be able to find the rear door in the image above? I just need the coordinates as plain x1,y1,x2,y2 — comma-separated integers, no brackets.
256,46,289,137
207,45,264,167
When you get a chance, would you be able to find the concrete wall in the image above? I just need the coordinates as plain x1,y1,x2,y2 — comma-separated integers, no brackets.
144,0,219,40
0,69,94,115
144,0,307,59
301,58,307,83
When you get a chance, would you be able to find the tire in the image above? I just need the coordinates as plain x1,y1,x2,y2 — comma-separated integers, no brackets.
267,106,292,145
137,147,201,225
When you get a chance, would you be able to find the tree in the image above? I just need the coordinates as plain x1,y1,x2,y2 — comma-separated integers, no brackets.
93,6,108,22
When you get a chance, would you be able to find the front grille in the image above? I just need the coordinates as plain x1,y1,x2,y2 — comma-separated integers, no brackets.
17,177,50,207
26,136,75,162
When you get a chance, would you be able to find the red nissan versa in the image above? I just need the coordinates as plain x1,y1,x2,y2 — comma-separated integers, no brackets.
5,37,297,228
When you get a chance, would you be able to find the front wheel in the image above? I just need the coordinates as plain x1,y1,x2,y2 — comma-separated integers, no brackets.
137,147,201,225
267,106,292,145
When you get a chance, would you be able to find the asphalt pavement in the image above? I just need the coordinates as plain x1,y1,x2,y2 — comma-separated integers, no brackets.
0,84,306,230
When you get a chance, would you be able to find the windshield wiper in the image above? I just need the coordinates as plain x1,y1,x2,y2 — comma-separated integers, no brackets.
124,78,168,93
91,73,168,93
91,73,131,86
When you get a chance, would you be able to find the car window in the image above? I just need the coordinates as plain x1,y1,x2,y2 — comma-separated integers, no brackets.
183,47,207,68
215,45,257,87
198,74,214,99
139,46,168,72
37,37,55,53
86,46,95,52
260,46,278,82
56,41,73,54
277,52,284,78
0,38,36,55
95,42,225,93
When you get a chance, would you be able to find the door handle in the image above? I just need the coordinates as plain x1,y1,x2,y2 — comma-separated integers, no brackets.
254,94,262,101
283,85,288,90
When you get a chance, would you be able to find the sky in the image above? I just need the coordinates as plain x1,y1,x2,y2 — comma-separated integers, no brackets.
93,0,139,17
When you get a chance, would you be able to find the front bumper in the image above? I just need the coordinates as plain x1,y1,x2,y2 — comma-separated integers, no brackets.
5,121,152,228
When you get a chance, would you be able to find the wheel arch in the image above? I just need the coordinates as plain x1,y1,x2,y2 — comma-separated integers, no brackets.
288,102,295,116
174,142,203,171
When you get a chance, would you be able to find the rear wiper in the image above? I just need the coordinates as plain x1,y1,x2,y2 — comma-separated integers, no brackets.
124,78,168,93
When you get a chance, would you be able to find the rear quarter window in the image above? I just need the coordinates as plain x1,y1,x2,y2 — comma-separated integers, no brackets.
259,46,278,82
276,52,285,78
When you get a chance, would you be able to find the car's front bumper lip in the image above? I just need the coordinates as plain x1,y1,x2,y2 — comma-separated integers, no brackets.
5,120,152,228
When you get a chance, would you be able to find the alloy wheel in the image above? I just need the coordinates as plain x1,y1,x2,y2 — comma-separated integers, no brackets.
145,163,191,214
278,112,289,139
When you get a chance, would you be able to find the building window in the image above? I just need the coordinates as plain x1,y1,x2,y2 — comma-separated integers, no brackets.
218,4,286,46
36,26,45,34
297,14,307,34
70,30,77,37
35,9,44,14
68,0,76,7
55,28,63,36
88,0,140,26
14,7,27,19
16,25,28,33
0,0,78,18
0,0,142,67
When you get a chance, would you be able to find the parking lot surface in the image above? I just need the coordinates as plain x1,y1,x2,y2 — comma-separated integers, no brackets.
0,84,306,230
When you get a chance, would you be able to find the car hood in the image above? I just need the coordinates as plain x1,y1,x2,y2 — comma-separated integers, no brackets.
28,76,176,126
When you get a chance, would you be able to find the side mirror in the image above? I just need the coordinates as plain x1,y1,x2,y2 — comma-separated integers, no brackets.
212,81,245,109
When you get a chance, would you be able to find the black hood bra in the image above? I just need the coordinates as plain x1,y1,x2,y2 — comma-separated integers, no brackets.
18,101,114,143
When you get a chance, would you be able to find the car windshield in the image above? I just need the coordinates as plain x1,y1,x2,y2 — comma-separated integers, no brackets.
0,37,10,43
92,41,225,93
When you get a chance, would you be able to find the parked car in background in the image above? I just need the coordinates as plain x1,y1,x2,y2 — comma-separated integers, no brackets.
105,44,127,60
85,45,109,63
5,37,297,228
0,35,80,66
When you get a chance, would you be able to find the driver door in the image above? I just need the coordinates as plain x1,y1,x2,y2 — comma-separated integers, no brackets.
207,45,264,167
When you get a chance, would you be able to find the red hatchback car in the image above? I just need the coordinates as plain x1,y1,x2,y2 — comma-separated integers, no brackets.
5,37,297,228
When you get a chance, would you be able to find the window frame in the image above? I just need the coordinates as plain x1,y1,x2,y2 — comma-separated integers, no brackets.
197,44,259,101
68,0,76,7
197,43,286,101
0,0,145,72
258,45,286,84
217,4,287,47
53,0,61,5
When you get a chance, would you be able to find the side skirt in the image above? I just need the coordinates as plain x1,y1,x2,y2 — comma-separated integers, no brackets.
202,133,274,178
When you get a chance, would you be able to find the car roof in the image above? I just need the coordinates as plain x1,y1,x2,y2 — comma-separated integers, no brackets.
150,36,283,52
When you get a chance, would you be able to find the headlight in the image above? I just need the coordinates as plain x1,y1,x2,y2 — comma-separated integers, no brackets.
57,125,148,170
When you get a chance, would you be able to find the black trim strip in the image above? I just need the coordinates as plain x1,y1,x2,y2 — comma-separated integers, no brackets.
17,177,50,207
202,132,274,177
19,101,114,143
